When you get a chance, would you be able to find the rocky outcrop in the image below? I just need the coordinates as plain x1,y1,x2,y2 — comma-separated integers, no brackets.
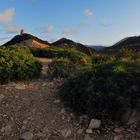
2,33,50,48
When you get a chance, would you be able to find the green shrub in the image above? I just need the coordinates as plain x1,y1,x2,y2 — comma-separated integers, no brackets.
32,47,92,78
48,58,87,78
93,53,115,64
59,59,140,119
0,46,42,83
31,47,92,66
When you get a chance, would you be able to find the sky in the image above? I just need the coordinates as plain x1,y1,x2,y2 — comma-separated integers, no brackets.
0,0,140,46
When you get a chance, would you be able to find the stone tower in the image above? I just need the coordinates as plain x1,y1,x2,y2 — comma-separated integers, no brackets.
20,29,24,35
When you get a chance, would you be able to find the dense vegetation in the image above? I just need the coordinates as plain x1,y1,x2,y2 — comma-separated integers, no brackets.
31,47,92,77
1,42,139,121
31,47,92,65
59,49,140,119
48,58,91,78
0,46,42,83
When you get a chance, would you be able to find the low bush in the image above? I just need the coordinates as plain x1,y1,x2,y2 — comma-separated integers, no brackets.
0,46,42,83
59,59,140,119
93,53,115,64
31,47,92,66
48,58,88,78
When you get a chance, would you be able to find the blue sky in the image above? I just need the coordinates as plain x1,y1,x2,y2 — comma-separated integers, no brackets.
0,0,140,45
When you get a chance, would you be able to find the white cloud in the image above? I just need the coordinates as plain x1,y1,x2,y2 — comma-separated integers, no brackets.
46,25,54,33
0,8,24,34
84,9,93,17
5,24,20,33
39,25,54,34
0,8,15,24
81,19,93,25
81,9,93,26
62,28,78,35
100,17,112,27
50,37,59,43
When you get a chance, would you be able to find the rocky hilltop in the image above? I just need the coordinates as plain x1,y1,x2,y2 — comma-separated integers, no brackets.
3,33,50,49
106,36,140,51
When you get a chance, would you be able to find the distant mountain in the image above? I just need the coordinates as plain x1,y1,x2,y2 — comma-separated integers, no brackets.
88,45,106,51
52,38,95,56
3,33,50,48
106,36,140,51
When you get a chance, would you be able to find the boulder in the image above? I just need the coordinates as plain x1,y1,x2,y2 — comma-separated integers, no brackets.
86,129,93,134
88,119,101,129
20,131,33,140
114,127,125,134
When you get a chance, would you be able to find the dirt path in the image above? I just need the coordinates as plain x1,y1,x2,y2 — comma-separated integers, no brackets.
0,78,81,140
0,58,80,140
0,59,139,140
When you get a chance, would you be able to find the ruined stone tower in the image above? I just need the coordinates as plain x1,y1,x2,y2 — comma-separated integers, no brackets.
20,29,24,35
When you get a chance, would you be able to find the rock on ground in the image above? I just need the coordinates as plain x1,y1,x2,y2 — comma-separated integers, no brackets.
19,131,33,140
88,119,101,129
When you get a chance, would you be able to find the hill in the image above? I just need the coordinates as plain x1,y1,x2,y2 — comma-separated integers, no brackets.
52,38,95,56
2,33,50,48
2,34,95,55
106,36,140,51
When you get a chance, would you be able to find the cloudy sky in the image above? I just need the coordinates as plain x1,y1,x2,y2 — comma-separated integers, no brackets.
0,0,140,45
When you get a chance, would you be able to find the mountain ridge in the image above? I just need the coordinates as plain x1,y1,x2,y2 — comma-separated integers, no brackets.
52,38,95,55
2,34,95,56
2,33,140,54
